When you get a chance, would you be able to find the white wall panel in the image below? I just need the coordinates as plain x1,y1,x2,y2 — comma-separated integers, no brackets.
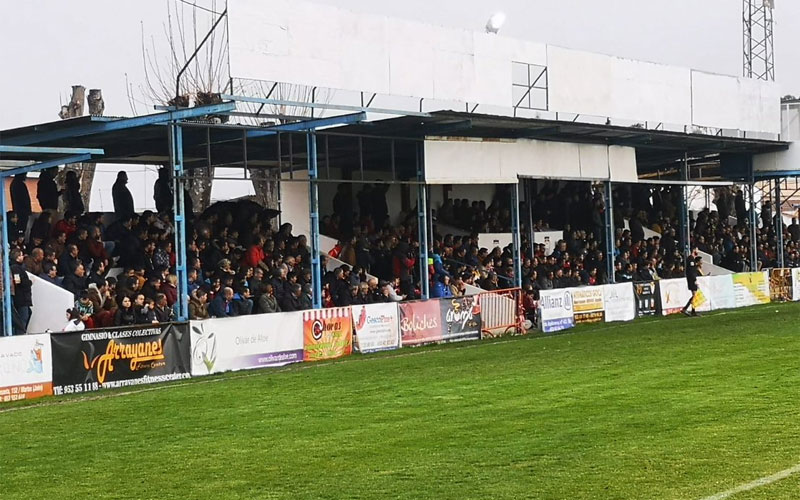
547,46,693,126
229,0,545,108
608,146,638,183
424,138,636,184
691,71,781,134
753,145,800,173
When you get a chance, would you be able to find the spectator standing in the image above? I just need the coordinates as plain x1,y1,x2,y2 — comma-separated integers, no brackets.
10,173,32,231
10,249,33,334
153,167,172,214
37,168,60,212
63,171,85,215
112,171,135,220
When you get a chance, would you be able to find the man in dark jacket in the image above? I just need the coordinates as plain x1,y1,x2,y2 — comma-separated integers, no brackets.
10,249,33,334
62,263,88,300
37,168,60,212
153,167,172,214
152,293,174,323
10,173,32,231
281,284,304,312
208,287,237,318
112,171,135,220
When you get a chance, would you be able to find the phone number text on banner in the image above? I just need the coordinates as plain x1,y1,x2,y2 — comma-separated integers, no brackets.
352,303,401,354
539,289,575,333
50,323,191,395
0,334,53,402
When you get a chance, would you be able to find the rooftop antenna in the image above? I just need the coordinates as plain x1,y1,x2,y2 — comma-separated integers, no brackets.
485,12,506,34
743,0,775,81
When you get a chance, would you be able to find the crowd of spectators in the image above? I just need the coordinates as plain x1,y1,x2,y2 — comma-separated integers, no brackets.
5,171,799,336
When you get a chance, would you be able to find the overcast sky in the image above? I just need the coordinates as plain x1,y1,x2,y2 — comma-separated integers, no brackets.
1,0,797,209
1,0,798,130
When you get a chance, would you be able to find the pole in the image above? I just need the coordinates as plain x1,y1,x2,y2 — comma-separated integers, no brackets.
169,124,189,321
748,171,758,271
681,153,691,262
1,174,13,335
307,132,322,309
775,179,785,268
416,144,429,299
526,179,535,260
604,181,615,284
511,182,522,288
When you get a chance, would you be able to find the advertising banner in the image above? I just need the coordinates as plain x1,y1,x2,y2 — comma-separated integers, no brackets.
700,275,736,311
303,308,353,362
190,312,304,376
352,303,401,354
658,278,693,316
794,269,800,302
538,289,575,333
439,296,482,342
603,283,636,323
634,281,658,317
400,300,443,346
733,272,770,307
0,334,53,402
769,269,793,302
570,287,605,324
50,323,191,395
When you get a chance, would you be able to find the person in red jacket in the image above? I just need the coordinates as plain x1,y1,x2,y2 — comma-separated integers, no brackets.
392,241,416,299
245,235,269,272
52,211,78,240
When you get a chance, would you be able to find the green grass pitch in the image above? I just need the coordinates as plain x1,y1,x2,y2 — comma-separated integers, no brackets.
2,303,800,499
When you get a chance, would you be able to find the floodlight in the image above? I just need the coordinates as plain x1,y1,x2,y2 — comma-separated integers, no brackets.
485,12,506,34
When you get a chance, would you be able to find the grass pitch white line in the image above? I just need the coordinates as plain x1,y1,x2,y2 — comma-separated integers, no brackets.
699,463,800,500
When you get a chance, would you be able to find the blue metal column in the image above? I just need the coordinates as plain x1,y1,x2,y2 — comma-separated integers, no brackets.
680,154,691,262
169,124,189,321
748,164,758,270
307,132,322,309
775,180,785,268
416,144,430,300
526,179,535,260
511,181,522,288
1,174,13,335
604,181,615,284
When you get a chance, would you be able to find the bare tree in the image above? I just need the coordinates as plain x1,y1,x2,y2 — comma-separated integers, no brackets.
57,85,103,212
131,0,228,213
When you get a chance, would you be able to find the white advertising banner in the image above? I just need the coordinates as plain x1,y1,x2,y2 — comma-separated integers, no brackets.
190,312,304,376
700,275,736,311
538,289,575,333
351,303,401,354
793,269,800,302
658,278,693,316
603,283,636,323
0,334,53,402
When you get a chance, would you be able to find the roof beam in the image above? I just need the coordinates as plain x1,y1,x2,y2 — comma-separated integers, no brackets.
220,93,431,118
0,154,91,178
2,102,236,146
0,145,104,156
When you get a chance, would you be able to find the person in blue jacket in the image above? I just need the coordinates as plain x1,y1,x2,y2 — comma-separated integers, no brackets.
430,274,453,299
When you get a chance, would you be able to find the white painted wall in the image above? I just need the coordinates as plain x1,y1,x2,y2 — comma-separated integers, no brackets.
424,137,638,184
229,0,781,135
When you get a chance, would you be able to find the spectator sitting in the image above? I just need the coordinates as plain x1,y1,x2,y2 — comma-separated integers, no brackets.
153,293,174,323
114,296,138,326
208,287,237,318
430,274,453,299
189,288,210,320
74,291,95,329
256,283,281,314
62,308,86,332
